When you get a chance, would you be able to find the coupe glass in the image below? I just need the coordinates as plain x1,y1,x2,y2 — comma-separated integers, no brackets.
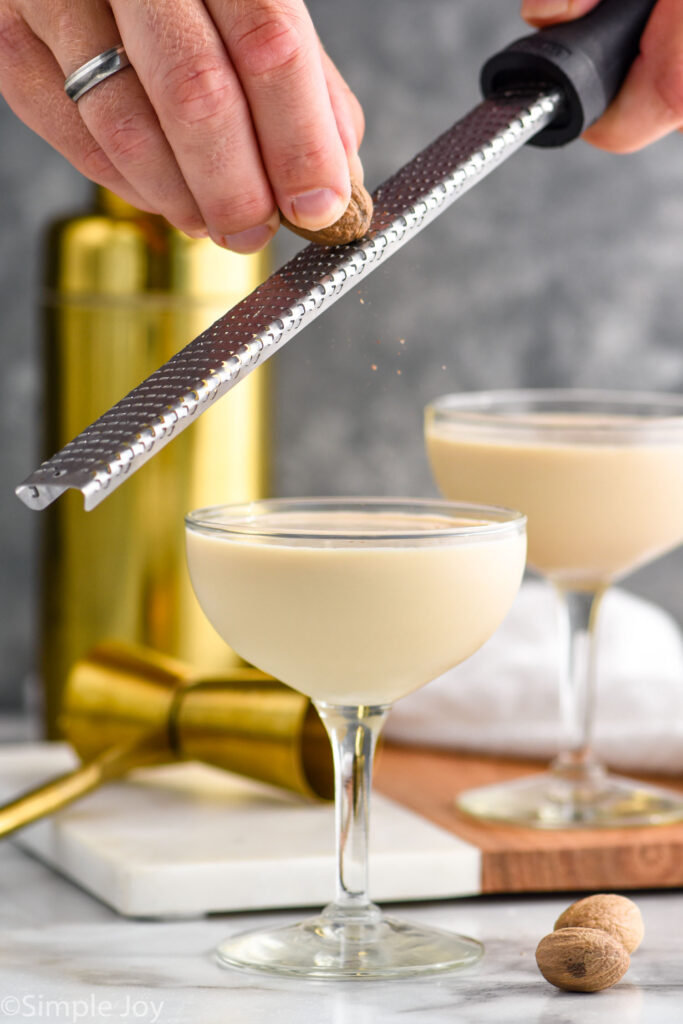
186,497,526,979
425,389,683,828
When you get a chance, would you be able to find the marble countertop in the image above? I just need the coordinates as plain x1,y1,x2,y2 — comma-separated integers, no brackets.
0,842,681,1024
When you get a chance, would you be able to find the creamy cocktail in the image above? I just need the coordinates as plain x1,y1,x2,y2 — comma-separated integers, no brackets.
187,510,526,707
424,391,683,827
185,498,525,978
427,412,683,589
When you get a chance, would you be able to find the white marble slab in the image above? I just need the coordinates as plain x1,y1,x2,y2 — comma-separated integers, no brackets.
0,840,680,1024
0,744,480,918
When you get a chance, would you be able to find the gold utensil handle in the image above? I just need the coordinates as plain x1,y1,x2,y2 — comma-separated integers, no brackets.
0,740,169,840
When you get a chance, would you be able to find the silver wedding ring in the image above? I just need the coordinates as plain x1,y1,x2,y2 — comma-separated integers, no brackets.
64,45,131,102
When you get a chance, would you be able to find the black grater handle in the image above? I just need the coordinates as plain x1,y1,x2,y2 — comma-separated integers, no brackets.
481,0,657,147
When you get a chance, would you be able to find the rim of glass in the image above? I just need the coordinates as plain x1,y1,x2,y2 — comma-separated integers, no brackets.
425,388,683,440
185,497,525,543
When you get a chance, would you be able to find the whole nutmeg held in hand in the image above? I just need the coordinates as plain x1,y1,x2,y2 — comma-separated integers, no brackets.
281,179,373,246
535,893,644,993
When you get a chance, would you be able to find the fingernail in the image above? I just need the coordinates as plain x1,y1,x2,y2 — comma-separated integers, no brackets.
218,223,274,254
185,225,209,239
289,188,348,230
521,0,569,18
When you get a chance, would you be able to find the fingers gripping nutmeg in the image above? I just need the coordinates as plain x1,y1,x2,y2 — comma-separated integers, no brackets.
280,178,373,245
535,893,644,993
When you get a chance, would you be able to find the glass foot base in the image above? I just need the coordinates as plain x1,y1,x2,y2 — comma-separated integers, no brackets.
457,767,683,828
215,903,483,979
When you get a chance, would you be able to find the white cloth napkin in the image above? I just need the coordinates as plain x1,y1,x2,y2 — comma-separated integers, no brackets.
384,581,683,775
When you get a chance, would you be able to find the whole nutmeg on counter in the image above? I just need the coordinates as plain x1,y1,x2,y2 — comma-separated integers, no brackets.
535,893,643,993
535,927,630,993
554,893,644,954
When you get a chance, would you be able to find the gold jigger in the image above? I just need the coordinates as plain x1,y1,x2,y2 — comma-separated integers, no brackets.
0,643,333,839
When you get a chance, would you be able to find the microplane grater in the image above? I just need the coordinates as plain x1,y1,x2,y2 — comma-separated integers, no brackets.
17,91,559,511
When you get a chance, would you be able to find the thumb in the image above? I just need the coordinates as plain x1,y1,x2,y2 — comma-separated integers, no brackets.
520,1,601,27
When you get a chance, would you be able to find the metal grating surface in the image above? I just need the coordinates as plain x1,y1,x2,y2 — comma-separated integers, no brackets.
16,90,560,511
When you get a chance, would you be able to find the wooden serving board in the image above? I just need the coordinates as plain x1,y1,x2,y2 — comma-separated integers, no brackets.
375,743,683,894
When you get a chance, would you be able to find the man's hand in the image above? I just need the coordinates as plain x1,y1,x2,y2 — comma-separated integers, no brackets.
521,0,683,152
0,0,364,251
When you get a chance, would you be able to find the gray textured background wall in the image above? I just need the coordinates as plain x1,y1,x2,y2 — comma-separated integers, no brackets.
2,1,683,705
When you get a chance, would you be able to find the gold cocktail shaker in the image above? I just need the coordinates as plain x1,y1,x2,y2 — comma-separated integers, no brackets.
40,189,270,736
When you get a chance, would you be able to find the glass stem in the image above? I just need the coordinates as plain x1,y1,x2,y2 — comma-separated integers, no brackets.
314,702,389,919
552,585,606,778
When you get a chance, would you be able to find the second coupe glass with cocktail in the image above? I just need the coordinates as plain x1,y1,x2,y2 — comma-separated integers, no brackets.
186,498,525,978
425,389,683,828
